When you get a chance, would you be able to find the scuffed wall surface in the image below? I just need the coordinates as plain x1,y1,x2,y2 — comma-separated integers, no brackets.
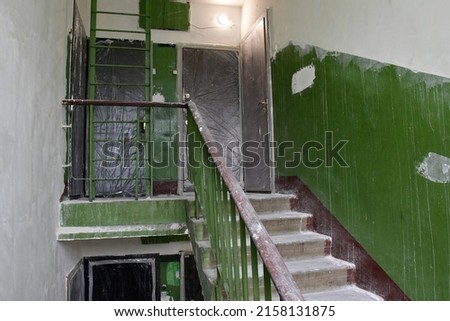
242,0,450,78
272,43,450,300
82,0,242,46
0,0,80,299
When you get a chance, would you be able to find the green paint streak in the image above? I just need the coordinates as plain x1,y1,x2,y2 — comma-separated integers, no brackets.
139,0,190,31
272,44,450,300
152,44,179,181
61,199,190,226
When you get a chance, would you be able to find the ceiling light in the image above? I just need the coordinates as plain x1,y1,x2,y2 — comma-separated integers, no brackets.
217,14,232,27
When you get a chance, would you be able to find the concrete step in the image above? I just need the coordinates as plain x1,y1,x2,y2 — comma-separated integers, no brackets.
247,193,295,213
194,240,216,268
189,193,382,301
286,257,355,293
203,256,355,296
268,285,382,301
194,231,331,268
188,211,313,242
187,217,209,242
271,232,331,260
303,285,383,301
259,211,313,235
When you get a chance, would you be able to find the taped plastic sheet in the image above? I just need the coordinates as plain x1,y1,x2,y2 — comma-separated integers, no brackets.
91,39,148,197
69,1,88,198
182,48,241,181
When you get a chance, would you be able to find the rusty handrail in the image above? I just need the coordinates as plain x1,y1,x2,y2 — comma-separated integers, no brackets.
62,99,188,109
187,101,304,301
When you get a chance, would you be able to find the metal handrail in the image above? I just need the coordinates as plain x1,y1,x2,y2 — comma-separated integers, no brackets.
62,99,188,109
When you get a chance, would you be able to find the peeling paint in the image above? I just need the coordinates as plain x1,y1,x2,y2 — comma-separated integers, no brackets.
291,65,315,95
152,92,166,103
417,152,450,183
273,43,450,300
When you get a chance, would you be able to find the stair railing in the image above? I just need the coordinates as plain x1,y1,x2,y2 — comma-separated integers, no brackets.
187,101,303,301
62,98,303,300
62,99,186,201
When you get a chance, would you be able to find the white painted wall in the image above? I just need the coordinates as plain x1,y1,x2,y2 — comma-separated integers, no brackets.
80,0,241,47
75,0,90,29
77,239,192,258
0,0,80,300
242,0,450,78
154,2,241,47
0,0,231,300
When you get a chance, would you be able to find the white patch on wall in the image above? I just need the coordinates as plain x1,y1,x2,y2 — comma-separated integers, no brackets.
417,152,450,184
291,65,316,95
152,92,165,103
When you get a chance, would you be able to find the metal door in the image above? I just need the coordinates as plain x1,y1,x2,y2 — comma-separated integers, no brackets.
241,17,271,192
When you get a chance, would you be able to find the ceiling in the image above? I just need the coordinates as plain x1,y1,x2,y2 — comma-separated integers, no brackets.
188,0,246,7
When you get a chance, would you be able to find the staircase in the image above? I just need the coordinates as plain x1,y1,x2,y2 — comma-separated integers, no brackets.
189,193,382,301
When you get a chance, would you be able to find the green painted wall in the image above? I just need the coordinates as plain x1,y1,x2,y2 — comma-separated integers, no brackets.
139,0,190,31
152,44,178,181
61,199,188,227
272,43,450,300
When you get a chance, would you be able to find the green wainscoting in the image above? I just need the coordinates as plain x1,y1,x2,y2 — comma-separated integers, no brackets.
272,43,450,300
61,198,188,227
58,197,194,241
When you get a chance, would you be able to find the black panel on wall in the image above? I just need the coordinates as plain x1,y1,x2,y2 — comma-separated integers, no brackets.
84,254,160,301
184,254,204,301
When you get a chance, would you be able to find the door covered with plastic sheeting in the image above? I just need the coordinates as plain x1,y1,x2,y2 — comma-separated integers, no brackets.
182,48,242,184
241,17,272,192
91,39,148,197
90,40,178,197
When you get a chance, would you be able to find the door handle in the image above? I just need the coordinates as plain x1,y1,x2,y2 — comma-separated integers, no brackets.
258,99,268,112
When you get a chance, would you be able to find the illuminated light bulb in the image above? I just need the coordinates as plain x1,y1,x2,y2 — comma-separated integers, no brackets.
217,14,231,27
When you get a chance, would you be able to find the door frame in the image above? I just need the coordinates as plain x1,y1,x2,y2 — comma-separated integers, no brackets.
240,11,275,193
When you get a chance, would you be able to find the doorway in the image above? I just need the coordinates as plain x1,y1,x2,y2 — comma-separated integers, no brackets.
241,16,273,192
65,253,204,301
182,47,241,186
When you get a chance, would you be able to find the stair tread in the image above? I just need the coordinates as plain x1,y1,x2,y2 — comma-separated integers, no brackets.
196,231,328,248
258,211,312,219
247,193,295,213
203,256,353,276
271,231,330,244
303,285,383,301
285,256,354,274
246,193,295,200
